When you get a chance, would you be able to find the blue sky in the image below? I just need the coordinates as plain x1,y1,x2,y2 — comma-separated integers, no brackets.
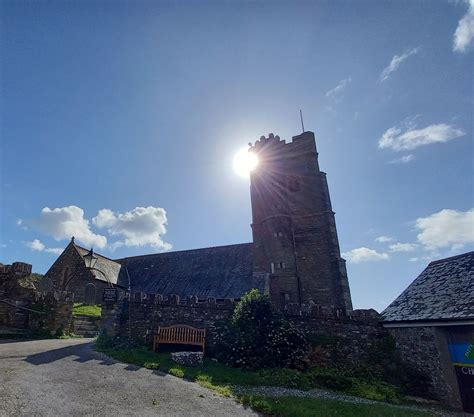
1,0,473,311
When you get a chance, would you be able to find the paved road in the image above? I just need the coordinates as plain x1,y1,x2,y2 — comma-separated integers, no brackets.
0,338,259,417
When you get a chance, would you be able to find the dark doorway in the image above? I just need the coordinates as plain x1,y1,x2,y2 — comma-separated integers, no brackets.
84,283,96,305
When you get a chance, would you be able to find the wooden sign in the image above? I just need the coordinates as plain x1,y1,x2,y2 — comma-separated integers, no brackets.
103,288,118,302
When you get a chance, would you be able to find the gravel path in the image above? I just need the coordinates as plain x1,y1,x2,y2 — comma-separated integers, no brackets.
230,385,473,417
0,338,258,417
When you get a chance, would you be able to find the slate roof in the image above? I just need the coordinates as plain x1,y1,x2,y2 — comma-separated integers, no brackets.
116,243,262,299
73,245,128,288
382,251,474,323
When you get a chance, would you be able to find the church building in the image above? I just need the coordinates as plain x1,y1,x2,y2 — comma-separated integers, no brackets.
42,131,353,312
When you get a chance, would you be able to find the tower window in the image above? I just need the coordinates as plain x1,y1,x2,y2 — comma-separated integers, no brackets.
273,231,284,238
280,292,290,306
271,261,286,273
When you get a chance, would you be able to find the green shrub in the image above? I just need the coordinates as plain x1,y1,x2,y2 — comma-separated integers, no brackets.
168,367,185,378
215,289,308,369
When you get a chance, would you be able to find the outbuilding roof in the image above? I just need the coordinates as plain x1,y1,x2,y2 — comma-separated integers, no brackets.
382,251,474,323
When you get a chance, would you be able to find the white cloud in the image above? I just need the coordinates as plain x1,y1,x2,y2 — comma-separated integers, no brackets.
375,236,394,243
28,206,107,248
389,242,418,252
26,239,63,255
342,247,390,263
415,208,474,250
379,47,420,82
408,257,419,262
379,122,465,151
93,206,171,251
389,154,415,164
325,78,352,101
454,0,474,52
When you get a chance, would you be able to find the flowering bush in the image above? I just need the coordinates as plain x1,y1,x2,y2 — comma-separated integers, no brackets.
215,289,308,369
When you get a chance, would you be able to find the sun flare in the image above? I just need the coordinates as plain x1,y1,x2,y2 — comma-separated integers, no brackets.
233,147,259,178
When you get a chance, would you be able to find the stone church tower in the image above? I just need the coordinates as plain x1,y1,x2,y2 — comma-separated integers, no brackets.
250,131,353,312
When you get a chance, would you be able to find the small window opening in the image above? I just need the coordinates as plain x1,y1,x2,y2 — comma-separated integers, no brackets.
271,261,286,273
289,178,300,192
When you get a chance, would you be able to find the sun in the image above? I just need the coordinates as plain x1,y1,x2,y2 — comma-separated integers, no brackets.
233,147,259,178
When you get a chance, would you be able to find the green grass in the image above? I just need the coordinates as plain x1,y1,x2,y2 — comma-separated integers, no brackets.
73,303,102,318
241,396,434,417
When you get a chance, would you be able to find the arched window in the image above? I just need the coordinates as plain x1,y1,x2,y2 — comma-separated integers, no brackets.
84,283,97,305
61,267,71,290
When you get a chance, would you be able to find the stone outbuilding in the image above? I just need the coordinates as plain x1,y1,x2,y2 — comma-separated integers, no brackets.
382,251,474,412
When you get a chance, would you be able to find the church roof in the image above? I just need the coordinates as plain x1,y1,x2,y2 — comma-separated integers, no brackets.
73,245,128,288
382,251,474,323
116,243,261,299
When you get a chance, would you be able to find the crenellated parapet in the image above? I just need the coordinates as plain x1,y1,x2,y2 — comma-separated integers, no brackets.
0,262,32,276
283,302,380,322
128,291,237,310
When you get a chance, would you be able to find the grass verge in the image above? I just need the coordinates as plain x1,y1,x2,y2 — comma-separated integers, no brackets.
95,340,435,417
73,303,102,317
241,395,434,417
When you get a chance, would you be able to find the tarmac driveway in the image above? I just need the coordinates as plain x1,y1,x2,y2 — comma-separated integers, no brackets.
0,338,259,417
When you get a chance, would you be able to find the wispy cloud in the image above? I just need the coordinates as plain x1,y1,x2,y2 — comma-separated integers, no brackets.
25,239,63,255
379,120,465,151
389,154,415,164
389,242,418,252
325,78,352,101
342,247,389,263
379,47,420,82
375,236,394,243
415,208,474,251
453,0,474,53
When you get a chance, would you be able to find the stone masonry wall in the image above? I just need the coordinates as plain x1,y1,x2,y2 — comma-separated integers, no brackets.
115,293,234,351
28,291,75,336
111,292,384,364
388,326,463,409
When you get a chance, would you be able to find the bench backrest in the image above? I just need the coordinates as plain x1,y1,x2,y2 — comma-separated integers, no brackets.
156,325,206,345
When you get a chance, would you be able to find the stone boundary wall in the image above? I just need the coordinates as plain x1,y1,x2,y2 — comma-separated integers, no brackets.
108,292,386,363
28,291,75,336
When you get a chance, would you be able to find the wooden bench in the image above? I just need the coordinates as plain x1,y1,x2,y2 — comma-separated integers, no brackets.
153,325,206,354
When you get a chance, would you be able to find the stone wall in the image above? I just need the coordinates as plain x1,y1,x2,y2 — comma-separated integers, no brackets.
388,326,463,409
28,291,75,336
109,292,384,364
0,260,75,335
112,293,235,351
285,305,386,367
0,262,36,328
